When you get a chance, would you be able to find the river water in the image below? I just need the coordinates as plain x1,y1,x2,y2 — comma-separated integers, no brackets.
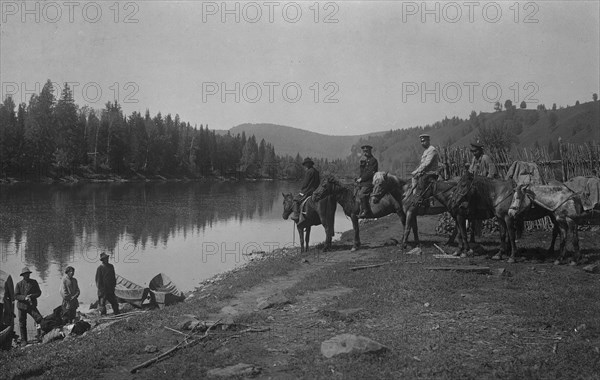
0,181,352,316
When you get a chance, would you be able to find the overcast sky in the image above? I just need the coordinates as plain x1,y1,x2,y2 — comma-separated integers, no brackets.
1,1,598,135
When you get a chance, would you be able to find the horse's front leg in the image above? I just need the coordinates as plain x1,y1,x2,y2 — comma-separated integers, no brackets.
395,208,407,249
400,209,414,251
453,213,468,257
569,219,581,265
554,219,568,265
505,214,518,263
297,225,305,253
547,216,560,257
492,217,507,261
350,214,361,251
305,226,311,252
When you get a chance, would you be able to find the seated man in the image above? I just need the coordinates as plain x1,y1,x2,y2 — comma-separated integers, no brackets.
292,157,320,221
356,145,378,218
469,141,498,179
406,134,439,205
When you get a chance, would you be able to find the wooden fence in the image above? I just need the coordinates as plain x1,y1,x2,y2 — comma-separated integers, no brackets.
439,140,600,230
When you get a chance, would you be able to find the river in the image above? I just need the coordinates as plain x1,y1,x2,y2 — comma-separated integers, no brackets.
0,180,352,319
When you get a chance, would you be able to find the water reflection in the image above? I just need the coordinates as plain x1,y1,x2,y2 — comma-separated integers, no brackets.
1,181,280,278
0,181,351,314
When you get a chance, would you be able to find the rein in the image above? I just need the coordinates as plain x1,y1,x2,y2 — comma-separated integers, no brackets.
426,181,455,202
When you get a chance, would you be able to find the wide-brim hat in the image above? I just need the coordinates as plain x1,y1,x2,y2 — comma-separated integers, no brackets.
419,134,431,140
20,267,32,276
100,252,110,261
360,145,373,150
302,157,314,166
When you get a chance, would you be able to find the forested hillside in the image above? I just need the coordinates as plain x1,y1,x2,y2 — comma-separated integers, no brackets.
0,80,281,181
354,99,600,174
217,123,385,160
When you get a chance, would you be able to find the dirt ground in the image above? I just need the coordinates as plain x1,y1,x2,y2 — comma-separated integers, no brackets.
1,214,599,379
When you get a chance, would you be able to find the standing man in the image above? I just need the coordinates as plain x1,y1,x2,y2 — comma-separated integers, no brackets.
356,145,378,218
60,266,80,323
14,267,43,345
291,157,320,221
469,142,498,178
407,134,440,200
95,252,119,316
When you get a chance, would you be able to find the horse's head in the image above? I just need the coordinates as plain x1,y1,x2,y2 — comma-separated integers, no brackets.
313,175,338,201
448,172,475,212
282,192,294,220
508,184,530,217
372,172,389,204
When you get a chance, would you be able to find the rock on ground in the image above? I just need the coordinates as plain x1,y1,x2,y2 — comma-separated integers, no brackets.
321,334,388,358
257,293,291,310
207,363,261,377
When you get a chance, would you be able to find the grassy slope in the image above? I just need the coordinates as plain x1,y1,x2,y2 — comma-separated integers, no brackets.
367,101,600,171
1,216,599,379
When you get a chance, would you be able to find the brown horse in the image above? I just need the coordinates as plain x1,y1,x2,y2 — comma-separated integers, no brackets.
282,193,337,252
372,172,470,254
312,175,411,251
449,172,561,263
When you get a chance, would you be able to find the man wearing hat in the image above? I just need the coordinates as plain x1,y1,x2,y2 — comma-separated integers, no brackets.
292,157,320,221
407,134,440,200
60,266,80,323
469,141,498,178
14,267,43,345
95,252,119,315
356,145,378,218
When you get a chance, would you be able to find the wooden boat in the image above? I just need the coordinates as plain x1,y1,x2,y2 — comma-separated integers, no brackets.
148,273,185,308
0,324,13,349
0,270,15,349
0,270,14,304
115,275,150,308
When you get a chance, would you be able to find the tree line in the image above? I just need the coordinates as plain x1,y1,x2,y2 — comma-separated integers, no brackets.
0,80,283,180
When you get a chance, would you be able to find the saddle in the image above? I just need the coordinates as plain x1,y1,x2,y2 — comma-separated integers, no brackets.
298,197,312,224
406,174,438,208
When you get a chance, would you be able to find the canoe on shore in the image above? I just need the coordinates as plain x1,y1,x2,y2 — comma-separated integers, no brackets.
0,270,14,303
115,275,150,308
0,324,14,349
148,273,185,308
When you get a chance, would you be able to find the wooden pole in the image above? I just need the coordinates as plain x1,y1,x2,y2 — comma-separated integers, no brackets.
558,137,567,182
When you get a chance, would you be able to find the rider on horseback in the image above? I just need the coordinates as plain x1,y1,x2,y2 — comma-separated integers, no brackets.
291,157,320,222
356,145,378,218
469,141,498,178
405,134,439,206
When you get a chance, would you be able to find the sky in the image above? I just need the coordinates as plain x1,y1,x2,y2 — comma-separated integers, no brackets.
1,0,599,135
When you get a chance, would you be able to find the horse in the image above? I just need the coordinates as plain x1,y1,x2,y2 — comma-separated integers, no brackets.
372,172,469,254
312,174,411,251
514,183,599,264
282,193,337,252
449,172,561,263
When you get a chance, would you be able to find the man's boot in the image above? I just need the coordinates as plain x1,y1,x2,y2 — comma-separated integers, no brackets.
358,197,370,218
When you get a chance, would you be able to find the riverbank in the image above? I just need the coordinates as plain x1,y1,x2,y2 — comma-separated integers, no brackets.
0,171,279,185
1,215,599,379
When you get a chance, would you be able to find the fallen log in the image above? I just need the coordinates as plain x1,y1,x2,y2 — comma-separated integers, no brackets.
349,263,390,271
425,266,491,274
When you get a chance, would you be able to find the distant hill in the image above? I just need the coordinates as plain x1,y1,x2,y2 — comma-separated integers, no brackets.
215,123,386,160
352,101,600,174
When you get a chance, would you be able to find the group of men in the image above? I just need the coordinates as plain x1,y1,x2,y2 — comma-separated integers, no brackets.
11,251,120,346
290,134,497,219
